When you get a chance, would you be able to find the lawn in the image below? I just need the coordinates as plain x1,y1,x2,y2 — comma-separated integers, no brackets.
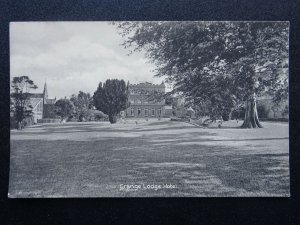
9,119,289,197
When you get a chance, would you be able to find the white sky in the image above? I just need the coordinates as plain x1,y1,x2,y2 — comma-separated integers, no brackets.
10,22,165,99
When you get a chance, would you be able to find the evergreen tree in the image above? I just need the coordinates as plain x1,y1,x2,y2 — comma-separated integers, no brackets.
93,79,129,124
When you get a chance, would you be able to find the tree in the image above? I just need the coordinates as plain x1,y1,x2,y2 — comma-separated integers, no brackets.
10,76,38,129
70,91,93,121
55,99,75,121
43,104,59,118
93,79,129,123
282,105,289,118
116,21,289,128
180,73,238,121
257,104,269,119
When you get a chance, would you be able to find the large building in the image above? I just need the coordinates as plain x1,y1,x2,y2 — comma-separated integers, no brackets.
27,82,56,123
125,82,167,118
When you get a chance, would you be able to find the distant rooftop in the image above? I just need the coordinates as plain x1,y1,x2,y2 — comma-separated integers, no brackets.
129,81,165,87
29,93,44,98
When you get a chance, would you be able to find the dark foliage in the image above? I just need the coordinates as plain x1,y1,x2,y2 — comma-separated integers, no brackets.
70,91,93,120
93,79,129,124
54,99,75,120
43,104,59,119
10,76,38,129
116,21,289,128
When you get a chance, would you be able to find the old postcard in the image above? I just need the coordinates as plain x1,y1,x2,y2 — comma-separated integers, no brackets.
9,21,289,197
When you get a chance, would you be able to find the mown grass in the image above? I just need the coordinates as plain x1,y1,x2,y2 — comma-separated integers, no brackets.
9,120,289,197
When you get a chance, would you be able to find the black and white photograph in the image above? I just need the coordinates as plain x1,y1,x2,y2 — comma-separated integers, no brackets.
9,21,289,197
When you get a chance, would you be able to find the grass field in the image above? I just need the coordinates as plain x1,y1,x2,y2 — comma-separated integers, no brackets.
9,119,289,197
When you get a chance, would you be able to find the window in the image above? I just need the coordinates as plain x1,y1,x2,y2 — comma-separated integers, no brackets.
144,108,148,116
131,108,134,116
138,108,141,116
130,100,134,104
137,100,141,104
151,108,155,116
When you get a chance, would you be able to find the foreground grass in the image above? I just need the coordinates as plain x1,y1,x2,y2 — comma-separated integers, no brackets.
9,119,289,197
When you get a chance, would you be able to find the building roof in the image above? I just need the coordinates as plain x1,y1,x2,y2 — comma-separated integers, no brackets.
29,93,44,98
28,97,43,110
129,81,165,88
45,98,56,104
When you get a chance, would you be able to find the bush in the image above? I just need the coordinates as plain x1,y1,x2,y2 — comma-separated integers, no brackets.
78,114,84,122
257,104,269,118
10,115,35,129
10,116,17,129
67,115,77,122
170,117,189,122
231,108,245,120
23,116,34,126
202,118,214,126
109,115,118,123
95,113,109,121
222,112,230,121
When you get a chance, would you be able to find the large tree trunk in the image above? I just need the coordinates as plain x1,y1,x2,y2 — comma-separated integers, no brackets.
241,93,263,128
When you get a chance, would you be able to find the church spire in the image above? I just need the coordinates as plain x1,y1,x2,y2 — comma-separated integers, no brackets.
43,82,48,100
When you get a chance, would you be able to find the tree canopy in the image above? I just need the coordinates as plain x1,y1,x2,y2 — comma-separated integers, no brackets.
10,76,38,129
93,79,129,123
70,91,93,121
116,21,289,127
55,99,75,120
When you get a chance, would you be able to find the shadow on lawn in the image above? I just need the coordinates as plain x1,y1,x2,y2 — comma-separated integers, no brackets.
203,153,289,194
16,125,200,136
9,128,290,197
207,126,243,129
152,137,288,143
148,132,288,143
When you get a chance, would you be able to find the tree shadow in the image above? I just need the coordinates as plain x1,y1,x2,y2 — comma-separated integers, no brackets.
10,127,290,197
207,126,243,129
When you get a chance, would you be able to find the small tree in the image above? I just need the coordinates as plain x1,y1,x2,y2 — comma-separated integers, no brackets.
70,91,93,121
10,76,38,129
93,79,129,123
55,99,75,121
